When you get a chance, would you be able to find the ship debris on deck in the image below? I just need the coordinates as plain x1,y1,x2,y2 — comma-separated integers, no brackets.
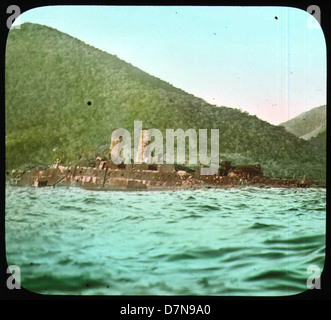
8,159,318,190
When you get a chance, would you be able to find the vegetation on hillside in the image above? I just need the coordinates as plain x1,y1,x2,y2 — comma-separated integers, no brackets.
279,105,326,138
309,128,326,151
5,23,326,181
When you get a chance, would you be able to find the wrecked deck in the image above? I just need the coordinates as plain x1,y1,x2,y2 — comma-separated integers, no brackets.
8,161,319,191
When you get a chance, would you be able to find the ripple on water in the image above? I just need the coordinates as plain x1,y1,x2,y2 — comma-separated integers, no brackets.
5,186,326,296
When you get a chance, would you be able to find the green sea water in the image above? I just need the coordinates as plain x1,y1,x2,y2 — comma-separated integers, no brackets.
5,186,326,296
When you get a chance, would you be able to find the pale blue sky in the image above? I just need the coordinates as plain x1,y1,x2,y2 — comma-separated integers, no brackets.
13,5,326,124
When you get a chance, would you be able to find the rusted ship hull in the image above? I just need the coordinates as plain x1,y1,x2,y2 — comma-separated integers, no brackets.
8,162,317,191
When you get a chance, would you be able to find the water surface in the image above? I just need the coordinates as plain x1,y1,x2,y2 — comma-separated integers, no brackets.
5,186,326,295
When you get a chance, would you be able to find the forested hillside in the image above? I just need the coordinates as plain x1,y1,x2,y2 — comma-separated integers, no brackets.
5,23,326,181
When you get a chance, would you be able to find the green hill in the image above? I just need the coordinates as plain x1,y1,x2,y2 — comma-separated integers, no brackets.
309,128,326,150
279,105,326,139
5,23,326,181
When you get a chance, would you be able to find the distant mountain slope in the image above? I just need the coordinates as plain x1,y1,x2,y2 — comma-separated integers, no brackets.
300,124,326,140
5,23,326,181
279,105,326,139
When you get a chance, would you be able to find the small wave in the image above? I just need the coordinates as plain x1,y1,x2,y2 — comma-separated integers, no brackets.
58,204,81,211
115,214,145,222
82,197,106,205
165,220,177,224
245,269,307,294
250,251,286,259
288,206,301,211
185,195,196,201
235,203,249,209
166,247,243,262
306,254,325,267
246,269,288,281
166,253,198,262
198,204,220,211
22,274,107,294
264,234,324,246
150,230,173,237
249,222,283,231
182,213,205,219
314,206,326,211
58,257,73,266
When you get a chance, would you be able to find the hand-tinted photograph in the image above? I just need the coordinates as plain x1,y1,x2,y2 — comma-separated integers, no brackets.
5,5,326,296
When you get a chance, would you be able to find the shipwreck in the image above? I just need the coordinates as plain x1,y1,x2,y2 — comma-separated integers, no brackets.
8,159,315,191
